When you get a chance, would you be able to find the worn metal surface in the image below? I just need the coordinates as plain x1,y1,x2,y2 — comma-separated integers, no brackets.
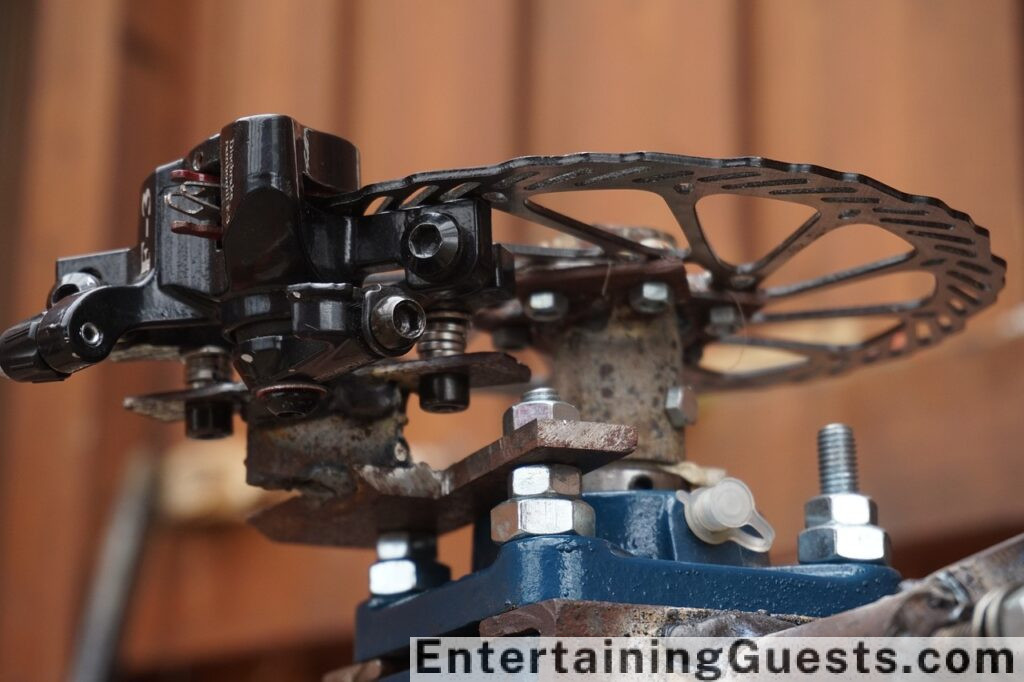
355,534,901,660
480,599,809,638
543,301,688,464
352,351,529,390
248,419,637,547
773,532,1024,637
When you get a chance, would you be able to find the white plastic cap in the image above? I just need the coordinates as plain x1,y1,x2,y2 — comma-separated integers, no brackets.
678,477,775,552
690,478,754,531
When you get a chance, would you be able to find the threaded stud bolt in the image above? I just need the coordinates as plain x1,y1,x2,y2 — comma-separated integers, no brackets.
817,423,859,494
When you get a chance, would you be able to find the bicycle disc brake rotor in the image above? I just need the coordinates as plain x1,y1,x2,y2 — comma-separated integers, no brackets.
329,153,1006,391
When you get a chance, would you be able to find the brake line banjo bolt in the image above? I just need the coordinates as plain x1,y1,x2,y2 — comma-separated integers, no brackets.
798,423,891,565
817,423,859,494
417,309,471,413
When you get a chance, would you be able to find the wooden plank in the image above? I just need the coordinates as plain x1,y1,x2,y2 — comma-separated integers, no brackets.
691,0,1024,557
0,1,125,680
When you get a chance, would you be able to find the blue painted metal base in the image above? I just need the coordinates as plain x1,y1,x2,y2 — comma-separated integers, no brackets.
355,533,901,660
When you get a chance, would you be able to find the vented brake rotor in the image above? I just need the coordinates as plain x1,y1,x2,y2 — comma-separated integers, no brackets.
329,153,1006,390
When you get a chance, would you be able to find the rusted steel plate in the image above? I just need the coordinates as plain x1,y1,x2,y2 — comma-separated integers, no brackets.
249,419,637,547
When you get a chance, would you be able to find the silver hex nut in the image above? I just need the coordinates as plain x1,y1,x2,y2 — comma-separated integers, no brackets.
804,494,878,527
502,398,580,435
664,385,698,428
490,496,595,543
524,291,569,322
798,524,891,565
509,464,581,497
628,281,671,315
368,558,450,596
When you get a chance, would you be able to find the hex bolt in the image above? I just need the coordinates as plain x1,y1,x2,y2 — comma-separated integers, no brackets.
502,387,580,436
490,464,595,544
368,531,450,597
403,213,462,280
817,423,859,494
798,422,890,565
628,281,671,315
524,291,568,322
664,385,698,428
369,295,426,351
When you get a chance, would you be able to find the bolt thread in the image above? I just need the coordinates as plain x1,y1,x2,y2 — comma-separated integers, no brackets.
817,423,859,494
522,387,560,402
184,347,233,386
417,310,469,359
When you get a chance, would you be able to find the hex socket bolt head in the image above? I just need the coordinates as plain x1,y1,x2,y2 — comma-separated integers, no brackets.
403,213,462,279
628,280,671,314
369,295,426,351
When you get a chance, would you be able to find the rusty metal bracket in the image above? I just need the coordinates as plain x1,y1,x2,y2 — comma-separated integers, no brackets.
249,419,637,547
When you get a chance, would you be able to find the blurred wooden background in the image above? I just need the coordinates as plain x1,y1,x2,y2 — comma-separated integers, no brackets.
1,1,1022,679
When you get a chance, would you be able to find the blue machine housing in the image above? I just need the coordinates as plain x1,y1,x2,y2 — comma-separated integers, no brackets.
355,489,901,661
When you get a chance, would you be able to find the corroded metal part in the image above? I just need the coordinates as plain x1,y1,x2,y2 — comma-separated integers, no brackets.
543,302,688,464
479,599,809,638
772,532,1024,637
248,419,637,547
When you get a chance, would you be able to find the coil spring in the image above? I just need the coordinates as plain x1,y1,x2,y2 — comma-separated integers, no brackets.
417,310,470,359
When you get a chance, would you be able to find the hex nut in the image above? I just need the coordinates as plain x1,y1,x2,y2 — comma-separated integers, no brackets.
509,464,581,497
628,281,671,314
797,524,891,565
804,494,877,527
375,531,437,561
664,385,698,428
368,558,450,596
524,291,569,322
503,398,580,435
491,496,595,543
